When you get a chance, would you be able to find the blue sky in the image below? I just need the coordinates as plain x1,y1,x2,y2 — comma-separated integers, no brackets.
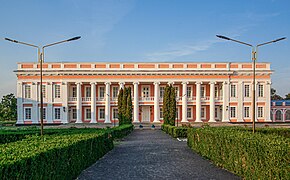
0,0,289,98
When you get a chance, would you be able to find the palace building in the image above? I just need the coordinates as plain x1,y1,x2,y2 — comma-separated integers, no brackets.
15,62,272,125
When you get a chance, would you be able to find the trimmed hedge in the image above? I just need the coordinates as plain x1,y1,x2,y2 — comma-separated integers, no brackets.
109,124,134,139
0,125,133,179
0,128,102,144
162,124,188,138
187,127,290,179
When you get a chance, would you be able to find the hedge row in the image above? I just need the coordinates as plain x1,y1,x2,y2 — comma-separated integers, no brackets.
0,128,102,144
187,127,290,179
161,124,188,138
0,125,133,179
109,124,134,139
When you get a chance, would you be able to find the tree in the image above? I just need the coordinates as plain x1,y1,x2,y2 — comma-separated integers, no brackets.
285,93,290,100
163,85,170,125
271,88,283,100
122,87,128,123
0,93,17,121
118,88,124,125
125,87,133,124
168,86,176,126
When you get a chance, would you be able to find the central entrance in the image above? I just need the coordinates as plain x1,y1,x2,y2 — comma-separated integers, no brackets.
142,106,150,122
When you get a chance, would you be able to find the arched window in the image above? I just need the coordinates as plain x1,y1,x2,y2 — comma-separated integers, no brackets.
285,110,290,121
275,110,282,121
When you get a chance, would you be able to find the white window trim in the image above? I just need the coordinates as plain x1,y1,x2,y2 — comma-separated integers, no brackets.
187,107,193,119
24,85,31,99
85,86,91,98
201,107,206,120
230,106,236,118
98,107,105,120
160,86,166,98
141,85,151,97
244,106,250,119
187,86,192,98
98,86,105,99
112,86,119,98
54,107,61,120
201,85,206,98
258,84,264,97
24,107,32,120
71,108,77,120
112,107,118,120
244,84,250,97
38,107,46,120
258,107,264,118
230,84,236,98
54,84,61,99
84,107,91,120
159,107,163,120
173,85,180,97
71,86,77,97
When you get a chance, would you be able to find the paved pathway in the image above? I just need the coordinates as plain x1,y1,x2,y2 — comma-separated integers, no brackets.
78,129,240,180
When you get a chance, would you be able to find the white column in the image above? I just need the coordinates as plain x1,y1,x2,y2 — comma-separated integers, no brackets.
195,82,202,122
181,82,188,122
61,82,68,124
237,81,244,122
104,82,111,123
153,82,160,122
46,82,53,123
133,82,139,123
16,82,24,124
31,82,38,123
119,82,125,90
209,82,216,122
222,81,230,122
76,82,83,123
90,82,97,123
265,81,272,122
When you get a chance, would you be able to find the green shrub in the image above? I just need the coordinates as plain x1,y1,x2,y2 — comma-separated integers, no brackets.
187,127,290,179
162,124,188,138
0,125,133,179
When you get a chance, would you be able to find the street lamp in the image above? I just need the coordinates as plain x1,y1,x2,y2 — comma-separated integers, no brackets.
5,36,81,136
216,35,286,133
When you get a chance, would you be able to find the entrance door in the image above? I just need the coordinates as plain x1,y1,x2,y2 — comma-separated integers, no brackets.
142,106,150,122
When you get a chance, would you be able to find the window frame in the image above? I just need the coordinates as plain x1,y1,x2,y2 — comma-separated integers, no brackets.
244,84,250,97
230,84,236,98
24,107,32,120
244,106,250,118
99,107,105,120
54,108,61,120
230,107,236,118
54,84,61,98
258,107,264,118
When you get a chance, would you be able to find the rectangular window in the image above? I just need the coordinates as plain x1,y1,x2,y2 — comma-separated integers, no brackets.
201,86,205,98
174,86,179,97
72,108,77,119
41,85,46,98
24,85,31,99
25,108,32,120
99,108,105,119
160,86,165,98
85,86,91,97
99,87,105,98
187,86,192,98
176,108,179,119
201,107,205,118
54,84,61,98
39,107,46,120
215,86,218,98
258,84,264,97
230,85,236,97
112,87,119,98
230,107,236,118
54,108,61,119
187,108,192,119
244,85,250,97
215,108,218,118
72,87,77,97
85,108,91,120
160,107,163,119
113,108,118,119
258,107,263,118
244,107,250,118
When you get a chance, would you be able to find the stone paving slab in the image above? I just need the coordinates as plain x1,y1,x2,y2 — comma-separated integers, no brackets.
77,129,240,180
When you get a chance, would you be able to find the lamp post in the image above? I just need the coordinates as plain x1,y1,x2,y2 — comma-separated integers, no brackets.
5,36,81,136
216,35,286,133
